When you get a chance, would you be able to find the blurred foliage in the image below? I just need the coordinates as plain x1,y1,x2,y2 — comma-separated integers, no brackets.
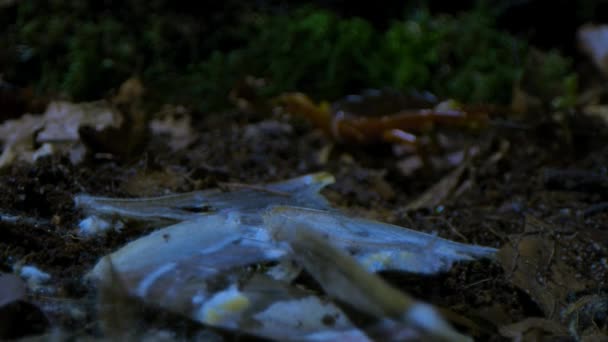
519,49,578,110
4,0,253,102
2,1,576,112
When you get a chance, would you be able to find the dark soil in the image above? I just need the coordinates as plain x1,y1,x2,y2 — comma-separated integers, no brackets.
1,104,607,340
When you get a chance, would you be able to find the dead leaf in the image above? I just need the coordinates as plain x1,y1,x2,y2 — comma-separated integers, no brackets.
562,294,608,338
0,113,43,167
272,224,471,341
37,101,121,143
112,77,145,106
499,317,568,341
405,162,468,211
83,173,497,340
97,258,143,339
79,78,149,159
497,216,590,319
0,101,121,168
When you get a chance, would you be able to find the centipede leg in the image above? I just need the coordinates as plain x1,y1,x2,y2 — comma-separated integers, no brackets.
383,129,434,170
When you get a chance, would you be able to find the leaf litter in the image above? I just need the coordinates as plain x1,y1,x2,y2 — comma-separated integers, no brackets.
0,78,149,168
0,100,121,168
0,75,607,340
81,172,495,340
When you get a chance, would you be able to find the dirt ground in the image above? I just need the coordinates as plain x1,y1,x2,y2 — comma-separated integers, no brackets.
1,97,607,340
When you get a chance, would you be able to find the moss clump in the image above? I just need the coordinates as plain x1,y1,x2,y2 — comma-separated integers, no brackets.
4,2,576,111
179,8,378,110
6,1,251,103
192,6,575,108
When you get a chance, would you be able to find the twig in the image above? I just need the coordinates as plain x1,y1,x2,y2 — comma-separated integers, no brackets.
426,216,468,242
544,168,608,197
0,212,49,226
582,202,608,218
463,277,492,289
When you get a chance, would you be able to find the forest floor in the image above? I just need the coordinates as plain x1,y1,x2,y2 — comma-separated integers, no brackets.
1,80,607,340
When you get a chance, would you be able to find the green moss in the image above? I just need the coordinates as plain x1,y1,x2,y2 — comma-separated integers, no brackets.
520,49,578,110
367,12,442,92
239,9,376,98
430,10,525,103
5,2,576,111
187,6,575,109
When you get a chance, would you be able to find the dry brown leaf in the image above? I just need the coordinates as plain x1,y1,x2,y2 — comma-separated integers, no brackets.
0,101,121,168
499,317,568,341
562,294,608,339
272,226,471,341
112,77,145,106
0,114,43,167
272,224,471,341
37,101,121,143
79,78,149,159
97,258,143,339
405,162,468,211
0,78,150,168
498,217,590,320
